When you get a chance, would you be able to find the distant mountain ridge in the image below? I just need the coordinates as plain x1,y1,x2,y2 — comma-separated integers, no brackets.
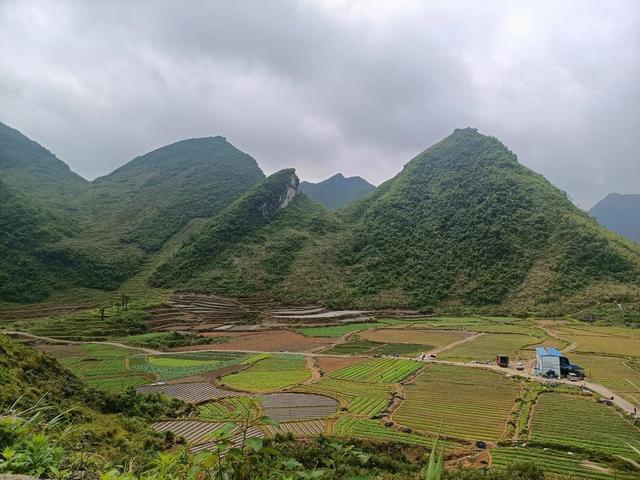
300,173,374,209
589,193,640,242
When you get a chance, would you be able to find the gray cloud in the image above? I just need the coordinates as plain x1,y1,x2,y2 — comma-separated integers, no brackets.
0,0,638,207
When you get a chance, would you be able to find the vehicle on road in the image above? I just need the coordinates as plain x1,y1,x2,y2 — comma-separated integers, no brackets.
516,362,524,371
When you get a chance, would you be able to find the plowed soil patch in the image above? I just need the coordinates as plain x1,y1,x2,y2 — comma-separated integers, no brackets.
316,356,366,374
178,331,332,353
164,364,247,384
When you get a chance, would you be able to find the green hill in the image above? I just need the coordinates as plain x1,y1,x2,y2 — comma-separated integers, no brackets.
590,193,640,242
154,128,640,320
151,168,342,295
73,136,265,253
300,173,375,209
0,121,88,211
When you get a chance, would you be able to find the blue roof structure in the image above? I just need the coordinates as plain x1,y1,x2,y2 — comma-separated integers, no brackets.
535,346,562,357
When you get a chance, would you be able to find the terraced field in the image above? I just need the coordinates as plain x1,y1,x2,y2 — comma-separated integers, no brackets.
130,351,246,381
330,358,422,383
260,393,337,422
333,416,431,446
56,344,150,393
439,333,541,361
492,447,638,480
529,393,640,459
264,419,326,438
221,354,311,392
321,338,426,357
393,364,520,441
137,382,247,403
297,377,391,416
199,397,260,422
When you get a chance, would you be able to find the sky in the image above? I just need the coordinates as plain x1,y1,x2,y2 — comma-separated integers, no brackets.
0,0,638,209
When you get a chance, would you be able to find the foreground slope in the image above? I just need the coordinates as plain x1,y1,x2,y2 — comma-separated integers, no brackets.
154,128,640,320
590,193,640,242
301,173,375,209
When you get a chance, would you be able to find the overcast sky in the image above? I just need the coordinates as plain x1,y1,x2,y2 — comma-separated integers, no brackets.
1,0,638,208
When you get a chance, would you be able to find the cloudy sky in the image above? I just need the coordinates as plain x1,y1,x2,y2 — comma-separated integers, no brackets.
1,0,638,208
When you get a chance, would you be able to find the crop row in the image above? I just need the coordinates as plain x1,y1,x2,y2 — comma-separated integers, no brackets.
529,393,640,459
264,420,326,438
333,416,431,446
221,354,310,392
393,365,520,441
198,397,260,422
348,397,388,416
492,447,638,480
330,358,422,383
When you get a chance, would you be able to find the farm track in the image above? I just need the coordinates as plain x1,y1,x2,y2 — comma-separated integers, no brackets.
421,331,484,356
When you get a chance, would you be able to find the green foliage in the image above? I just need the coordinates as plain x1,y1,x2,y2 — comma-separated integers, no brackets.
121,331,230,350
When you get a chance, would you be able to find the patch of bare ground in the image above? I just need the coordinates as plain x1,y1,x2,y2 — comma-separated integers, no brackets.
175,331,333,352
305,356,322,383
581,460,612,474
164,364,248,385
315,356,366,374
35,343,82,356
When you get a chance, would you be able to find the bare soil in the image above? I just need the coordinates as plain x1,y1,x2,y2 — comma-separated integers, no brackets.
177,331,333,352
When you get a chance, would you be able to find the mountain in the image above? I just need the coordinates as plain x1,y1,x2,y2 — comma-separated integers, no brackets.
300,173,375,209
0,121,88,211
74,136,265,253
152,168,341,294
589,193,640,242
154,128,640,320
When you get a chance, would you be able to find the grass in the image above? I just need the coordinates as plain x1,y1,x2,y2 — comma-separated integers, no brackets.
321,338,426,357
529,393,640,459
393,364,520,441
221,354,310,392
332,416,431,446
295,322,382,337
360,328,472,348
322,339,381,355
329,358,422,383
439,333,541,361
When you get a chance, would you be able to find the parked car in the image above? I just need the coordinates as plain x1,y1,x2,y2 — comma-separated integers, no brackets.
516,362,524,371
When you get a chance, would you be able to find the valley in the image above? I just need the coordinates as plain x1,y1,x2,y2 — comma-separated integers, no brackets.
2,122,640,479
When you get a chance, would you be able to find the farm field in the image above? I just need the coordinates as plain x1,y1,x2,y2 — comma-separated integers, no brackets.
260,393,337,422
192,330,332,352
529,393,640,459
492,447,638,480
570,353,640,405
264,419,326,438
198,397,260,422
359,328,473,349
295,322,382,337
549,325,640,357
55,343,150,393
130,351,246,381
297,377,391,416
333,416,431,446
321,338,425,357
221,354,311,392
438,333,541,361
393,364,520,441
329,358,422,383
316,356,366,374
137,382,246,403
